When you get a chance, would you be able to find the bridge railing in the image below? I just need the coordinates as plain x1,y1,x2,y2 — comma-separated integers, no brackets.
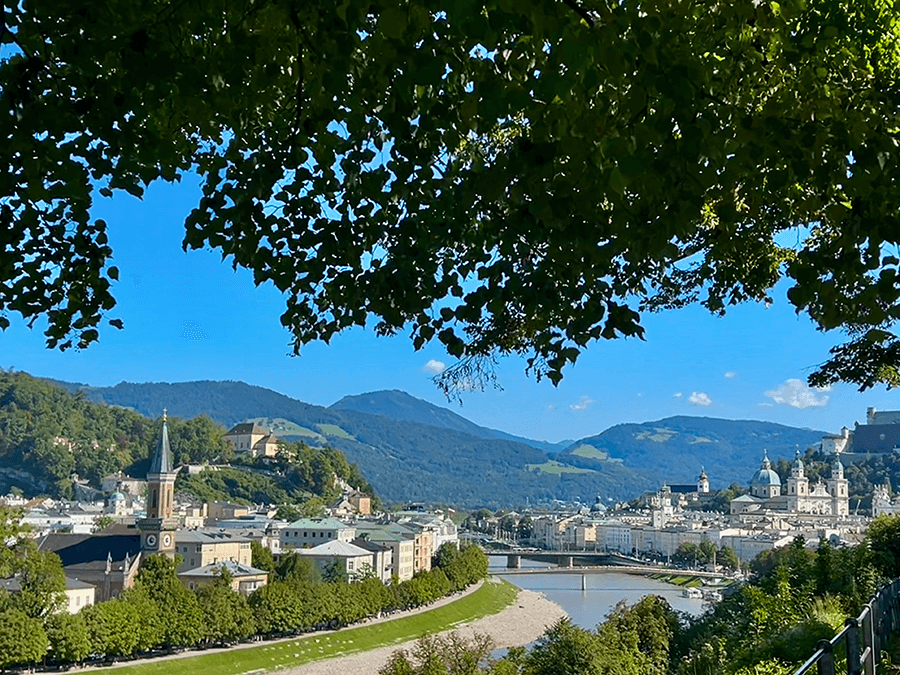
792,578,900,675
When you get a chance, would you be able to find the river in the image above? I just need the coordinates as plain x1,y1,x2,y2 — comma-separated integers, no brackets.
488,556,708,630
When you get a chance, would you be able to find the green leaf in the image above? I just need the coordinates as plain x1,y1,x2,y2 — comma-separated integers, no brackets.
379,8,407,39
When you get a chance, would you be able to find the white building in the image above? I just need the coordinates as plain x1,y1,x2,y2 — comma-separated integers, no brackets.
280,518,356,550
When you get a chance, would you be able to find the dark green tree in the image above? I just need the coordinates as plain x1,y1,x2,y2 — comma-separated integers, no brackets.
5,0,900,391
248,581,304,634
196,575,256,644
251,541,275,574
134,554,204,648
865,514,900,579
525,618,606,675
44,612,91,664
0,608,48,669
118,583,165,652
82,600,142,658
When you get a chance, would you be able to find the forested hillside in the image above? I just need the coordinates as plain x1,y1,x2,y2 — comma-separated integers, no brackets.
49,377,660,506
561,416,825,488
0,371,373,504
330,389,565,451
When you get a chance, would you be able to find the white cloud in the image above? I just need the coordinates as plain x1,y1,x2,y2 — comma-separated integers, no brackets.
764,379,830,409
546,405,557,412
569,396,594,412
688,392,713,407
423,359,446,375
673,392,683,398
724,371,737,379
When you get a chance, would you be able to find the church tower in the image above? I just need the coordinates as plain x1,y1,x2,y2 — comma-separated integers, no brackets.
785,449,809,512
697,468,709,494
138,410,178,559
827,453,850,517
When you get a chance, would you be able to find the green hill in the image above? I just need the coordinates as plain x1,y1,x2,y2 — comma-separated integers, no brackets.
559,416,826,488
0,371,373,505
38,377,832,507
330,389,566,451
46,378,656,507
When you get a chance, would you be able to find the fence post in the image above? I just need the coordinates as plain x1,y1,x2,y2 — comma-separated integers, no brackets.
863,604,876,675
845,617,861,675
816,640,835,675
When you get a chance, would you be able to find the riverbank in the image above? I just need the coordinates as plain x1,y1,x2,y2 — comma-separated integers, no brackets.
274,583,568,675
87,579,535,675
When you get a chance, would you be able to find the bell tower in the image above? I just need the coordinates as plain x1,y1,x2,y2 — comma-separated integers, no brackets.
827,453,850,517
138,410,178,559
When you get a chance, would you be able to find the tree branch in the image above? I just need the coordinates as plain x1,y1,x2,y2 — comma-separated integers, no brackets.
561,0,594,26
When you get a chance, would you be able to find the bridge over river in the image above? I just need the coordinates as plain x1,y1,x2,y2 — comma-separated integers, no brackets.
491,549,723,580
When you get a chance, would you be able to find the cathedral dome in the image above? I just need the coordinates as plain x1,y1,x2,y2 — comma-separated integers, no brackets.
751,454,781,487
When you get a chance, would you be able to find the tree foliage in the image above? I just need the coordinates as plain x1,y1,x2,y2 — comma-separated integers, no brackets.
0,507,66,619
4,0,900,389
196,577,257,645
134,554,205,648
45,612,91,664
82,599,142,658
0,608,47,669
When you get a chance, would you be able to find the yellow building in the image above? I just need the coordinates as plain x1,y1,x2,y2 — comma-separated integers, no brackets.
175,530,253,572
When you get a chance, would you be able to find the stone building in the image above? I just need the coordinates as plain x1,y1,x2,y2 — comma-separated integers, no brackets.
730,451,849,518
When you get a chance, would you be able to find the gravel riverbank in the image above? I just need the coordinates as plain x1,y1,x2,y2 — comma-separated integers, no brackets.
273,586,568,675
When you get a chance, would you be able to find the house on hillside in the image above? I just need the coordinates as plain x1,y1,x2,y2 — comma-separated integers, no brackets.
223,422,281,457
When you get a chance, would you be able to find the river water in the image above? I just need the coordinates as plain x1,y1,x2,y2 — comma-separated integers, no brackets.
488,556,708,631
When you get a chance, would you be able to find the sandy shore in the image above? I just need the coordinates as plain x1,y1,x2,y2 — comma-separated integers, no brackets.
273,584,568,675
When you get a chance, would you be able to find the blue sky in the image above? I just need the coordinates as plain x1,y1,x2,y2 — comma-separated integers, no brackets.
4,176,898,444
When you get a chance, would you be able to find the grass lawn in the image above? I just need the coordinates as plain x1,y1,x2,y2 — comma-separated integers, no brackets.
525,460,595,475
95,579,518,675
314,423,356,440
568,444,609,460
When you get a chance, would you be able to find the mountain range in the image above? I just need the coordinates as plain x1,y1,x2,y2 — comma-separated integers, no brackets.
44,378,826,508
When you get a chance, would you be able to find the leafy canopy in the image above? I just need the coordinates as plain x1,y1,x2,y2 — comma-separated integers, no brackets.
4,0,900,389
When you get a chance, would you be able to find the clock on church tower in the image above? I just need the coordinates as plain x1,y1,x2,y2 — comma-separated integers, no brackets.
137,410,178,559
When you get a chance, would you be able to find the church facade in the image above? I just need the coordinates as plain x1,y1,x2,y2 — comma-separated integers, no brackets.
730,451,849,518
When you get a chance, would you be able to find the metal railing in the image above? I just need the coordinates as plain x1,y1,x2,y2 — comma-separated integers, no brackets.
793,579,900,675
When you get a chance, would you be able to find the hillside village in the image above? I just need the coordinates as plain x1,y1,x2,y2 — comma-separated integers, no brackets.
6,413,458,612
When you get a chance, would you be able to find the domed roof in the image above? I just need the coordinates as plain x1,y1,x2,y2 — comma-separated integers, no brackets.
793,449,804,469
832,453,845,477
751,452,781,487
109,491,126,503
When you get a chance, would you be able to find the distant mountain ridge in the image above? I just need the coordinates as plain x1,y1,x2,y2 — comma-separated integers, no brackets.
330,389,567,452
560,415,825,487
45,377,827,506
46,378,656,507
